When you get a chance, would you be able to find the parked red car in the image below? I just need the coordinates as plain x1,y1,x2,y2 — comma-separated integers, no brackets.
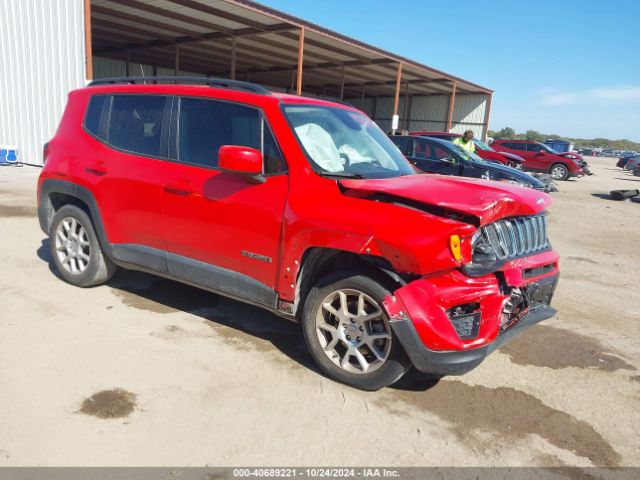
38,77,559,390
491,139,590,180
410,131,524,169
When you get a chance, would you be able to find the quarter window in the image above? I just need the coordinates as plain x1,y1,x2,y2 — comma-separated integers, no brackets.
84,95,108,137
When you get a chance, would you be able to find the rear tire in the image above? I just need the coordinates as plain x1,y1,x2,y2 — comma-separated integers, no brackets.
49,205,116,287
301,271,409,390
550,163,570,181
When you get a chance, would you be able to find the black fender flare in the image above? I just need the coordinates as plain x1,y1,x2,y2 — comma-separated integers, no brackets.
38,179,114,257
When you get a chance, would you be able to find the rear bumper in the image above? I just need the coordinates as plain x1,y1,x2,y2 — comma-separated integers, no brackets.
390,305,556,375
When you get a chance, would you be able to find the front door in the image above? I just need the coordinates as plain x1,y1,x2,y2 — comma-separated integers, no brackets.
409,139,461,176
526,143,551,171
162,96,289,306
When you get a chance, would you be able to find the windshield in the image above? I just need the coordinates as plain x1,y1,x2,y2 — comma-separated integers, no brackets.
283,105,415,179
540,143,559,154
448,141,494,165
473,138,495,151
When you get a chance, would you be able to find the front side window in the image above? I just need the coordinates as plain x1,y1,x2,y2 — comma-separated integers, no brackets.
178,97,285,173
527,143,544,152
540,143,558,154
283,105,414,179
106,95,167,156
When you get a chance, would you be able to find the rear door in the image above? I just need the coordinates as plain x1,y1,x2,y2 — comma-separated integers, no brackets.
408,139,461,175
84,93,170,270
161,96,289,306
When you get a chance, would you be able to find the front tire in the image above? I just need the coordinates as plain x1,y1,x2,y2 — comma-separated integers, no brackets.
49,205,116,287
302,272,409,390
550,163,570,181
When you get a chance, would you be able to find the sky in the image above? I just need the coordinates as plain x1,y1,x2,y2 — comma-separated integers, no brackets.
261,0,640,141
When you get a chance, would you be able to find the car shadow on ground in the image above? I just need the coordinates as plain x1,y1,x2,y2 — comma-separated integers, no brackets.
614,177,640,182
36,239,64,280
35,237,438,392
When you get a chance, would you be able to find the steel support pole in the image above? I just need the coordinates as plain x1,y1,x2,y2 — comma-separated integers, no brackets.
125,49,130,76
83,0,93,80
482,93,493,141
402,82,410,131
339,65,346,100
296,27,305,95
392,62,403,134
446,80,457,131
230,36,237,80
175,44,180,76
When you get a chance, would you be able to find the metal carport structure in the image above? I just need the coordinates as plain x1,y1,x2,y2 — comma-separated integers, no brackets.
0,0,492,166
87,0,492,137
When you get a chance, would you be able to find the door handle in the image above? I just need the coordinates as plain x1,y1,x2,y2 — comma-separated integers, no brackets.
85,161,108,176
164,183,193,196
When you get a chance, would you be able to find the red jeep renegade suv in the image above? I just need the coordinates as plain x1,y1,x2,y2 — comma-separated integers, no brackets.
38,77,560,390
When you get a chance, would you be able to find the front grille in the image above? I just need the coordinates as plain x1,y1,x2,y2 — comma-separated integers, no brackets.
481,214,549,260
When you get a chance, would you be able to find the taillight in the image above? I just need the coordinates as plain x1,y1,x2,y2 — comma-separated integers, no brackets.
42,142,49,164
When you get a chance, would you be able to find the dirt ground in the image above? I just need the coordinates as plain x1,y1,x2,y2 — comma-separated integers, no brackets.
0,156,638,467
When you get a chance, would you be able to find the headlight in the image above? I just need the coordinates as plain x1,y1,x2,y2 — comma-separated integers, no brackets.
470,230,499,267
498,178,532,188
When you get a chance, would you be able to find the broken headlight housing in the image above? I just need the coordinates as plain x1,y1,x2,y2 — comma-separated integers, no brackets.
463,230,505,276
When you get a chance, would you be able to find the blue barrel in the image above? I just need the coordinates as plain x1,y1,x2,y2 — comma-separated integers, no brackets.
0,146,18,164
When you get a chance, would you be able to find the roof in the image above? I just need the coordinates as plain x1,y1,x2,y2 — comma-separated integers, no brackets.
90,0,492,97
80,80,361,109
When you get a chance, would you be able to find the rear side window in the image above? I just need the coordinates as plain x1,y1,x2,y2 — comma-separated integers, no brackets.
106,95,167,157
178,97,285,173
84,95,108,136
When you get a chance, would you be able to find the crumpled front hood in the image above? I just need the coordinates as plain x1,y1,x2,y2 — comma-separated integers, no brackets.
557,152,583,160
501,152,525,163
340,174,552,225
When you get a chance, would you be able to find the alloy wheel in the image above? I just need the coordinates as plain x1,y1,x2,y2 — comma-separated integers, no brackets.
54,217,91,274
315,288,392,374
551,165,567,180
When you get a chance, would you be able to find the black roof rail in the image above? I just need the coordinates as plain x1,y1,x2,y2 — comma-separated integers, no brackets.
87,76,271,95
314,96,354,107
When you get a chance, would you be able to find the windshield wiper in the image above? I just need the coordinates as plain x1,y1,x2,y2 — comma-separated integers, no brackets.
321,172,366,179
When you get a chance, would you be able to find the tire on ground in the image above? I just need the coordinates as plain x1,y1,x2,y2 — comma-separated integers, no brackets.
610,189,640,201
49,204,116,287
301,271,410,391
549,163,570,181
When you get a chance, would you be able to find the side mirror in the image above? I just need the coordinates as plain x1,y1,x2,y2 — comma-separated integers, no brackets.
219,145,263,179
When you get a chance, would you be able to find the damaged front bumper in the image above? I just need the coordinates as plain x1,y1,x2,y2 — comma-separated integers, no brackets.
383,251,559,376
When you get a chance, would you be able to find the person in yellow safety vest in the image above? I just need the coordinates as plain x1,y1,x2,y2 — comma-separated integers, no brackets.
453,130,476,153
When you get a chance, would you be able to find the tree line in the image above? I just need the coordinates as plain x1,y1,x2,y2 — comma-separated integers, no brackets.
488,127,640,151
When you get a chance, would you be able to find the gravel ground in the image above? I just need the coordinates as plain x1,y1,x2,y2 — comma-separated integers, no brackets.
0,156,638,467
